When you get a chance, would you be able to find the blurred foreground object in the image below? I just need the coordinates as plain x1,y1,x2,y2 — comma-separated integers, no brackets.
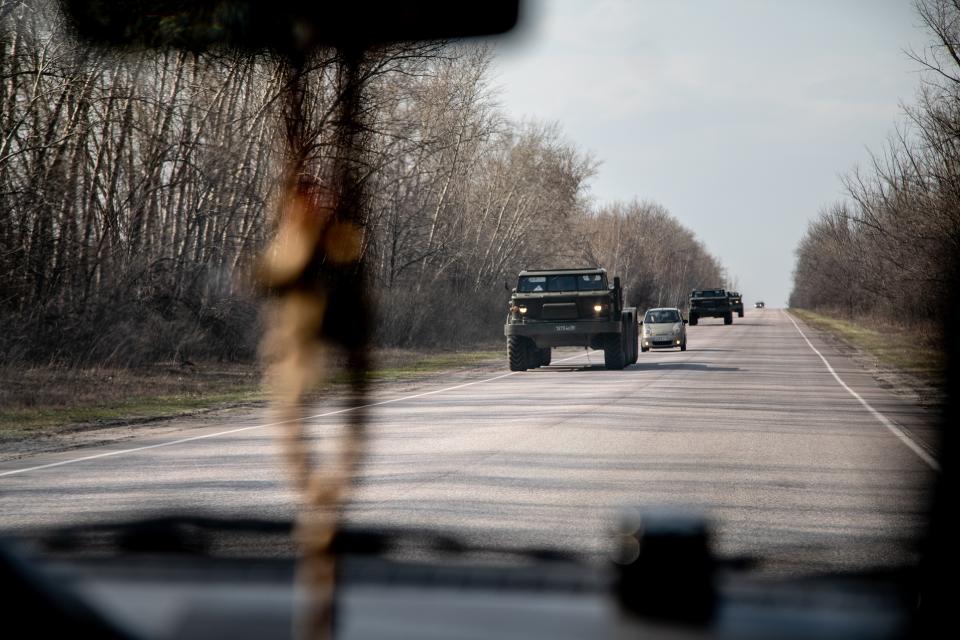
61,0,520,52
614,507,715,625
3,511,915,639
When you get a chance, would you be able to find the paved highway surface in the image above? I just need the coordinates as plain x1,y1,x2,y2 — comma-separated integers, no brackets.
0,309,938,576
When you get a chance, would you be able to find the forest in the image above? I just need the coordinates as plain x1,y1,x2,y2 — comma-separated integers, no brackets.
790,0,960,335
0,0,724,366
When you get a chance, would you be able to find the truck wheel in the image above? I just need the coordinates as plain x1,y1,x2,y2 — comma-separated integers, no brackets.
604,334,627,370
724,312,732,325
738,310,744,318
508,337,529,371
626,320,638,364
538,348,551,366
689,315,698,326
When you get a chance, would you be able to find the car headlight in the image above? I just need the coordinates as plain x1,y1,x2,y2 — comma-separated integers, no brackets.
519,307,527,314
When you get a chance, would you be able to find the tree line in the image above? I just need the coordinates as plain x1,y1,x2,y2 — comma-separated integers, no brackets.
1,0,725,366
790,0,960,329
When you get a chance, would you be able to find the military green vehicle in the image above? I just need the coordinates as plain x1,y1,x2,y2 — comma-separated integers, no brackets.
504,268,638,371
688,288,733,325
727,291,744,317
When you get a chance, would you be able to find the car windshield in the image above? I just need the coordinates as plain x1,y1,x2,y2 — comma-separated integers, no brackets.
2,2,951,638
518,273,605,292
645,310,680,324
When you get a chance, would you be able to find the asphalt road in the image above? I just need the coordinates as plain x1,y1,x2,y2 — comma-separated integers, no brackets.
0,309,939,576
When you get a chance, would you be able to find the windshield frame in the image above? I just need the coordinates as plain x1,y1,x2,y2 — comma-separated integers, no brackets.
517,273,607,293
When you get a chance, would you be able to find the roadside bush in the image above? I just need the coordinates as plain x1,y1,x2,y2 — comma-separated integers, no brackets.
374,285,505,349
0,283,261,367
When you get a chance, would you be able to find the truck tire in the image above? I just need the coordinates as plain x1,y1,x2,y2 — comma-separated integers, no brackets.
724,312,733,325
538,347,551,366
624,316,638,364
508,337,529,371
689,314,698,326
604,334,627,370
738,310,744,318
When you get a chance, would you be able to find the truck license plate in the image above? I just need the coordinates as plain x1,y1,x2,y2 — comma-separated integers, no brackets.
555,324,576,332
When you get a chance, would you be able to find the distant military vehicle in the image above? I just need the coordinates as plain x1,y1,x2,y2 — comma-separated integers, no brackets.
688,288,733,325
727,291,744,318
504,268,638,371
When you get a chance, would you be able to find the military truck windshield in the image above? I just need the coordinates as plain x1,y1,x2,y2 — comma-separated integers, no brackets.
575,274,605,290
645,310,680,324
518,273,606,292
693,289,725,297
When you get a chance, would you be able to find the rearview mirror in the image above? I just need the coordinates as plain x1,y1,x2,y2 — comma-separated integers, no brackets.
61,0,522,51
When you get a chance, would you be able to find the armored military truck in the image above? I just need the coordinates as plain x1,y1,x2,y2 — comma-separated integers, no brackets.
504,268,638,371
727,291,744,317
688,288,733,325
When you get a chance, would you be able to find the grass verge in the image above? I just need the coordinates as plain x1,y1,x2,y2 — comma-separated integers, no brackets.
789,308,944,385
0,347,504,443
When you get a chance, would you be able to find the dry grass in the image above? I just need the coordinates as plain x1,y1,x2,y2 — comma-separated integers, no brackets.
357,347,503,382
789,309,944,386
0,363,265,441
0,347,504,443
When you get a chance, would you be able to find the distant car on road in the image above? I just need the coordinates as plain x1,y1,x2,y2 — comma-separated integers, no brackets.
640,307,687,352
755,301,765,309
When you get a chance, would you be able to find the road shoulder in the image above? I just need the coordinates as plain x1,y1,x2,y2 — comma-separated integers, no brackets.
0,348,505,463
785,308,941,460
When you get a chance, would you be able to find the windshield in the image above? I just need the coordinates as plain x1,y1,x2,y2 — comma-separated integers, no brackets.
1,2,949,637
518,273,605,292
645,310,680,324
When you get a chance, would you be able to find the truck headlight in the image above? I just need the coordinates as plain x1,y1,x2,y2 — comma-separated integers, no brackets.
593,304,602,312
519,307,527,314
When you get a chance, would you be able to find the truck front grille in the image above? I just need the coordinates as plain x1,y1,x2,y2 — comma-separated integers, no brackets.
541,302,579,320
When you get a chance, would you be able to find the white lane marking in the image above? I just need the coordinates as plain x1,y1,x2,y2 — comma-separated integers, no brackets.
0,350,601,478
784,310,940,471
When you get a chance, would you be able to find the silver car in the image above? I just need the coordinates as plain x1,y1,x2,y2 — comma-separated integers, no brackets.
640,307,687,352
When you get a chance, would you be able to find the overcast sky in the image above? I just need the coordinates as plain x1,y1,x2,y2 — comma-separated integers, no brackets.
491,0,928,307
